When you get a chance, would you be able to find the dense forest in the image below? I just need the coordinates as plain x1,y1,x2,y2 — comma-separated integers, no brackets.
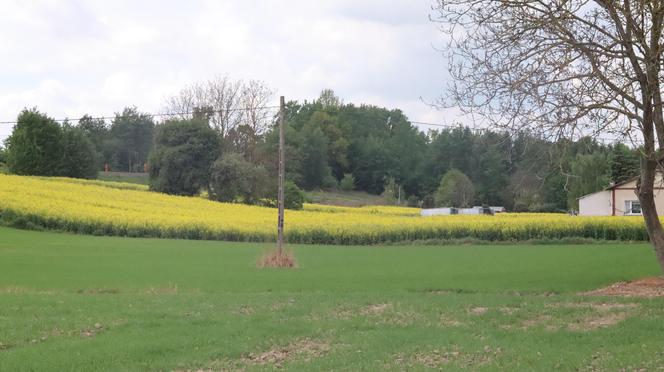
1,86,641,212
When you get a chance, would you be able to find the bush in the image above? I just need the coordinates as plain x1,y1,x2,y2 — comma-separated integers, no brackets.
149,119,220,196
284,181,305,210
208,153,269,204
339,173,355,191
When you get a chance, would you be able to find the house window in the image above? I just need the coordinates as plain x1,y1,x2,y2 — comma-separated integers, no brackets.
625,200,642,215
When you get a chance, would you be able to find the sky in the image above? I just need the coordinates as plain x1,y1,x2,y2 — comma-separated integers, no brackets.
0,0,456,144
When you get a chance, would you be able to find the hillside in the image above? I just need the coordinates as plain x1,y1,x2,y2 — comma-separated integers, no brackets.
0,174,649,244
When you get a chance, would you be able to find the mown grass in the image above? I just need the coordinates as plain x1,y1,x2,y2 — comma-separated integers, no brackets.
97,171,149,185
306,189,390,207
0,226,663,371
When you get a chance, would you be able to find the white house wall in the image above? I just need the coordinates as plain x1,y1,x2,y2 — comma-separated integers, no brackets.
579,190,612,216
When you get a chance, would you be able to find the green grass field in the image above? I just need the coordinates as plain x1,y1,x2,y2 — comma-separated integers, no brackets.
1,226,663,371
306,189,390,207
97,171,149,185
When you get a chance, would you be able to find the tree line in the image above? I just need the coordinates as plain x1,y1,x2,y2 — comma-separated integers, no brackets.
0,82,640,212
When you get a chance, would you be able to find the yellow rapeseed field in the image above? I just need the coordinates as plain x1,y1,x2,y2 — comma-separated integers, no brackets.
0,174,648,244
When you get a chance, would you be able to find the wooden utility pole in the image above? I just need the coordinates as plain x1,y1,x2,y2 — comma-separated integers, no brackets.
277,96,286,254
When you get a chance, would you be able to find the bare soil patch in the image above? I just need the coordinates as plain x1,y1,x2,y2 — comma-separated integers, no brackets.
581,277,664,298
567,312,630,331
143,283,179,295
469,306,488,315
241,338,330,368
360,303,391,316
392,346,502,369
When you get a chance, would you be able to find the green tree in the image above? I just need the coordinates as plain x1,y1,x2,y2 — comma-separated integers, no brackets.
208,153,269,204
149,119,220,196
435,169,475,208
5,109,64,176
568,153,611,209
60,123,99,179
78,115,108,169
610,144,640,184
299,124,331,190
108,107,155,172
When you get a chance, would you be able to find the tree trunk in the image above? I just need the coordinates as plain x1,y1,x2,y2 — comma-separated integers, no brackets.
637,157,664,270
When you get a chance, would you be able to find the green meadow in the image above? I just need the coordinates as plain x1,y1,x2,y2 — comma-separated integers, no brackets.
0,226,663,371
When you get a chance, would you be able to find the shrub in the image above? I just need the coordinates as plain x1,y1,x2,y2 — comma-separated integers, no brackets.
284,181,305,210
339,173,355,191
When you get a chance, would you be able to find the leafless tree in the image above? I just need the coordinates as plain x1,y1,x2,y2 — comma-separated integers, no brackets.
433,0,664,270
164,75,244,138
164,77,275,152
240,80,275,161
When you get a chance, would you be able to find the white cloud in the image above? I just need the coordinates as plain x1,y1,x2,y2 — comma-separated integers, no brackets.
0,0,457,144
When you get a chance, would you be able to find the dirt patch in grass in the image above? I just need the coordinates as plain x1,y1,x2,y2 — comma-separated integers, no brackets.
241,338,330,367
360,303,391,316
568,312,630,331
519,315,554,330
195,338,331,371
80,323,104,338
582,277,664,298
549,302,639,311
439,314,464,327
0,286,57,295
143,283,178,295
237,305,255,316
393,346,502,369
77,288,120,295
515,302,638,332
469,306,489,315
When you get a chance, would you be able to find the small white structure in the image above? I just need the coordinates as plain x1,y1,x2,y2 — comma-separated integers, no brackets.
578,174,664,216
421,206,503,216
421,208,455,216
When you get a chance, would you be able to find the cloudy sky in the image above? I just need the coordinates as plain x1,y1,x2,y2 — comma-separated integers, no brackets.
0,0,454,143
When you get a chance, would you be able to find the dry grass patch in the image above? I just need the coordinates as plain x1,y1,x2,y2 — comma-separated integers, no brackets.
359,303,391,316
469,306,489,315
0,286,57,295
202,338,331,370
143,283,179,295
392,346,502,370
77,288,120,295
257,249,297,269
241,338,330,367
582,277,664,298
439,314,464,327
567,312,630,331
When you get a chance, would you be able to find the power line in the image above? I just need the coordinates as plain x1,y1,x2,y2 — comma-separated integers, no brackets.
0,105,282,125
